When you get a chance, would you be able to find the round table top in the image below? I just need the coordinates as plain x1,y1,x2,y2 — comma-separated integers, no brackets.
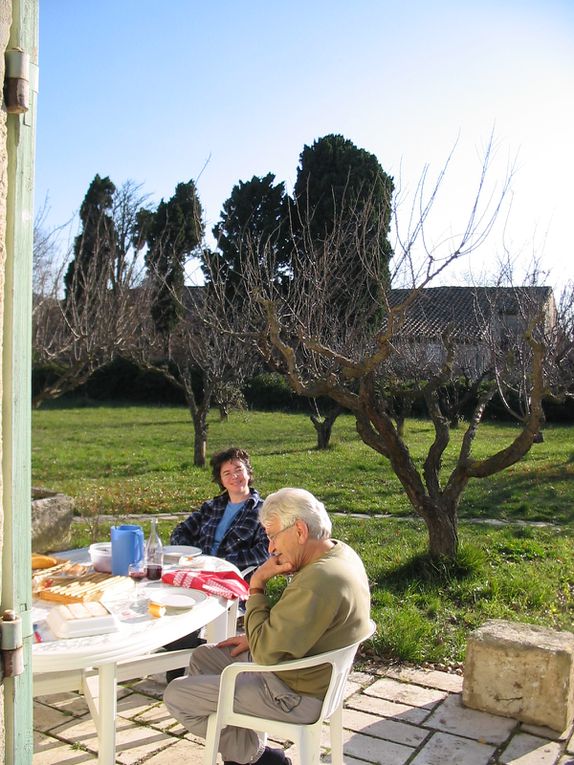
32,549,238,672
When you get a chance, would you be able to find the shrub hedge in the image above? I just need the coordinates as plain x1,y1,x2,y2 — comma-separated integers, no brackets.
32,357,574,422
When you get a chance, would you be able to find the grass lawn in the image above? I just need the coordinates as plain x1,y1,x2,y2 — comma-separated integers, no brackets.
32,403,574,665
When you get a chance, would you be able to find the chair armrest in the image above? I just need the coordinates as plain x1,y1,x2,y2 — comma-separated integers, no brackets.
216,654,336,711
223,654,334,677
217,623,375,701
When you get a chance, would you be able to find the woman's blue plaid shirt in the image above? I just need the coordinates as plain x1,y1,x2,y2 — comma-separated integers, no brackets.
169,488,268,571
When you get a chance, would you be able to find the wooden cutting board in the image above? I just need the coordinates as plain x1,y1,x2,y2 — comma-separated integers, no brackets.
35,572,133,603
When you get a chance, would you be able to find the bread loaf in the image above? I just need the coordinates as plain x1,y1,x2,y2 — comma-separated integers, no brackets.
32,554,59,570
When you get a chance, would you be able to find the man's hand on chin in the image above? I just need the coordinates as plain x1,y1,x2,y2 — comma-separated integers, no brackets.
252,555,294,588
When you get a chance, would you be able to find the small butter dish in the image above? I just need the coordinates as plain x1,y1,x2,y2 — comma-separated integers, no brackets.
47,601,120,639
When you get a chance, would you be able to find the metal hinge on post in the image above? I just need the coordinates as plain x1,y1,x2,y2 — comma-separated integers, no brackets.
4,48,30,114
0,609,24,680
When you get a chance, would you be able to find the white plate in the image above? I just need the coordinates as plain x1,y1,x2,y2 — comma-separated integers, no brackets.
148,587,207,609
176,554,235,571
163,545,202,561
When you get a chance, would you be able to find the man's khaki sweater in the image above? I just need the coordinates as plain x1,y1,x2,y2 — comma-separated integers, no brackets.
245,540,371,699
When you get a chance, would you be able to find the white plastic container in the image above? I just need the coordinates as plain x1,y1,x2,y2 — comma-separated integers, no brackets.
47,602,119,639
89,542,112,573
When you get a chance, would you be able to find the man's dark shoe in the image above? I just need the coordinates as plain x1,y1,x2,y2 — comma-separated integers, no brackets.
224,747,291,765
165,666,186,683
254,747,292,765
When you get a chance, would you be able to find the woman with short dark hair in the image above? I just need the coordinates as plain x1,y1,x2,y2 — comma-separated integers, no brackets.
170,446,268,570
165,447,268,681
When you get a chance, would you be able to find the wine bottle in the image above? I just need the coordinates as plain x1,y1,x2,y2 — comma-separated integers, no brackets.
145,519,164,581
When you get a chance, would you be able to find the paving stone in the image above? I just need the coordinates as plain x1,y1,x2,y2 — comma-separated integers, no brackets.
568,728,574,753
348,670,378,687
33,700,85,733
285,741,369,765
347,691,432,725
385,666,463,693
344,680,365,699
343,708,429,747
113,717,179,765
49,714,104,755
33,730,97,764
169,720,195,737
34,692,89,717
133,700,183,731
522,721,571,741
365,677,447,709
409,731,496,765
342,728,414,764
271,723,329,761
558,757,574,765
117,690,163,719
125,674,166,700
142,736,209,764
425,692,517,744
499,732,564,764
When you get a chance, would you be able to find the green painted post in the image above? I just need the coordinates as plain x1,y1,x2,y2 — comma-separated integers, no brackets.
2,0,38,762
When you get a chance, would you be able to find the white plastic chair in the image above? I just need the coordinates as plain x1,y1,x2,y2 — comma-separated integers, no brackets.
203,620,376,765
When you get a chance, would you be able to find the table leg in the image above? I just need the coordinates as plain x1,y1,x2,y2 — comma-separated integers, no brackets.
81,663,118,763
97,663,118,765
204,601,237,643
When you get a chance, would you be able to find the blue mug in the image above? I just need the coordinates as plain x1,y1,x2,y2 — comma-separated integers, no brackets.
110,524,144,576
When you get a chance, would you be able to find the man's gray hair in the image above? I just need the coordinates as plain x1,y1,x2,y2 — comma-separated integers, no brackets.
260,488,332,540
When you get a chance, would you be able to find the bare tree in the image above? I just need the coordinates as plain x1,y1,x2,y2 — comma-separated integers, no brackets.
309,400,345,450
127,283,256,467
211,139,570,558
32,181,148,407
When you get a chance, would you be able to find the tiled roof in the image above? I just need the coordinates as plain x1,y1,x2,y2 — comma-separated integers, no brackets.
384,286,553,340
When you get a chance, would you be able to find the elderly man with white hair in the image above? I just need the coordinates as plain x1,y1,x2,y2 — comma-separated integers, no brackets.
164,487,371,765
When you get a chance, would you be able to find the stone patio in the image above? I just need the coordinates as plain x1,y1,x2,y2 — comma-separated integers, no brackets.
33,663,574,765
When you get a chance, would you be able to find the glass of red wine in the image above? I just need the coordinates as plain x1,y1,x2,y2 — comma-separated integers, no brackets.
128,561,147,598
145,562,163,581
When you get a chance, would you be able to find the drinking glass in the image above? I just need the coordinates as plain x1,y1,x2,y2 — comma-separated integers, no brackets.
128,561,147,599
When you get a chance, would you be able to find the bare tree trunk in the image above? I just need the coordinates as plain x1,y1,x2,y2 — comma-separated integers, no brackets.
185,387,210,468
179,366,213,468
420,498,459,558
395,413,405,438
310,405,343,449
191,411,207,467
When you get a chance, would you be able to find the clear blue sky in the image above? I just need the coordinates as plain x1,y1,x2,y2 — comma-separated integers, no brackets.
35,0,573,291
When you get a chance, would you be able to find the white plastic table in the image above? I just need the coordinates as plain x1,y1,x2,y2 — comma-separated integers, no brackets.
32,550,239,765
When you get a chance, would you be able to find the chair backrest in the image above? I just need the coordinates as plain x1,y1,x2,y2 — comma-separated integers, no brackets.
319,620,376,720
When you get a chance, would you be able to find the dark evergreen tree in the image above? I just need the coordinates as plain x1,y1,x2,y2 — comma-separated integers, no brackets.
204,173,291,299
64,174,117,310
136,180,204,336
293,134,394,320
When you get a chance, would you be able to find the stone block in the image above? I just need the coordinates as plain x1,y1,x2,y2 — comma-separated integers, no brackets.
31,487,74,553
462,619,574,732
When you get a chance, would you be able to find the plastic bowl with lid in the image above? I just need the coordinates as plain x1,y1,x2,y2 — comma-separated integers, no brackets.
89,542,112,573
